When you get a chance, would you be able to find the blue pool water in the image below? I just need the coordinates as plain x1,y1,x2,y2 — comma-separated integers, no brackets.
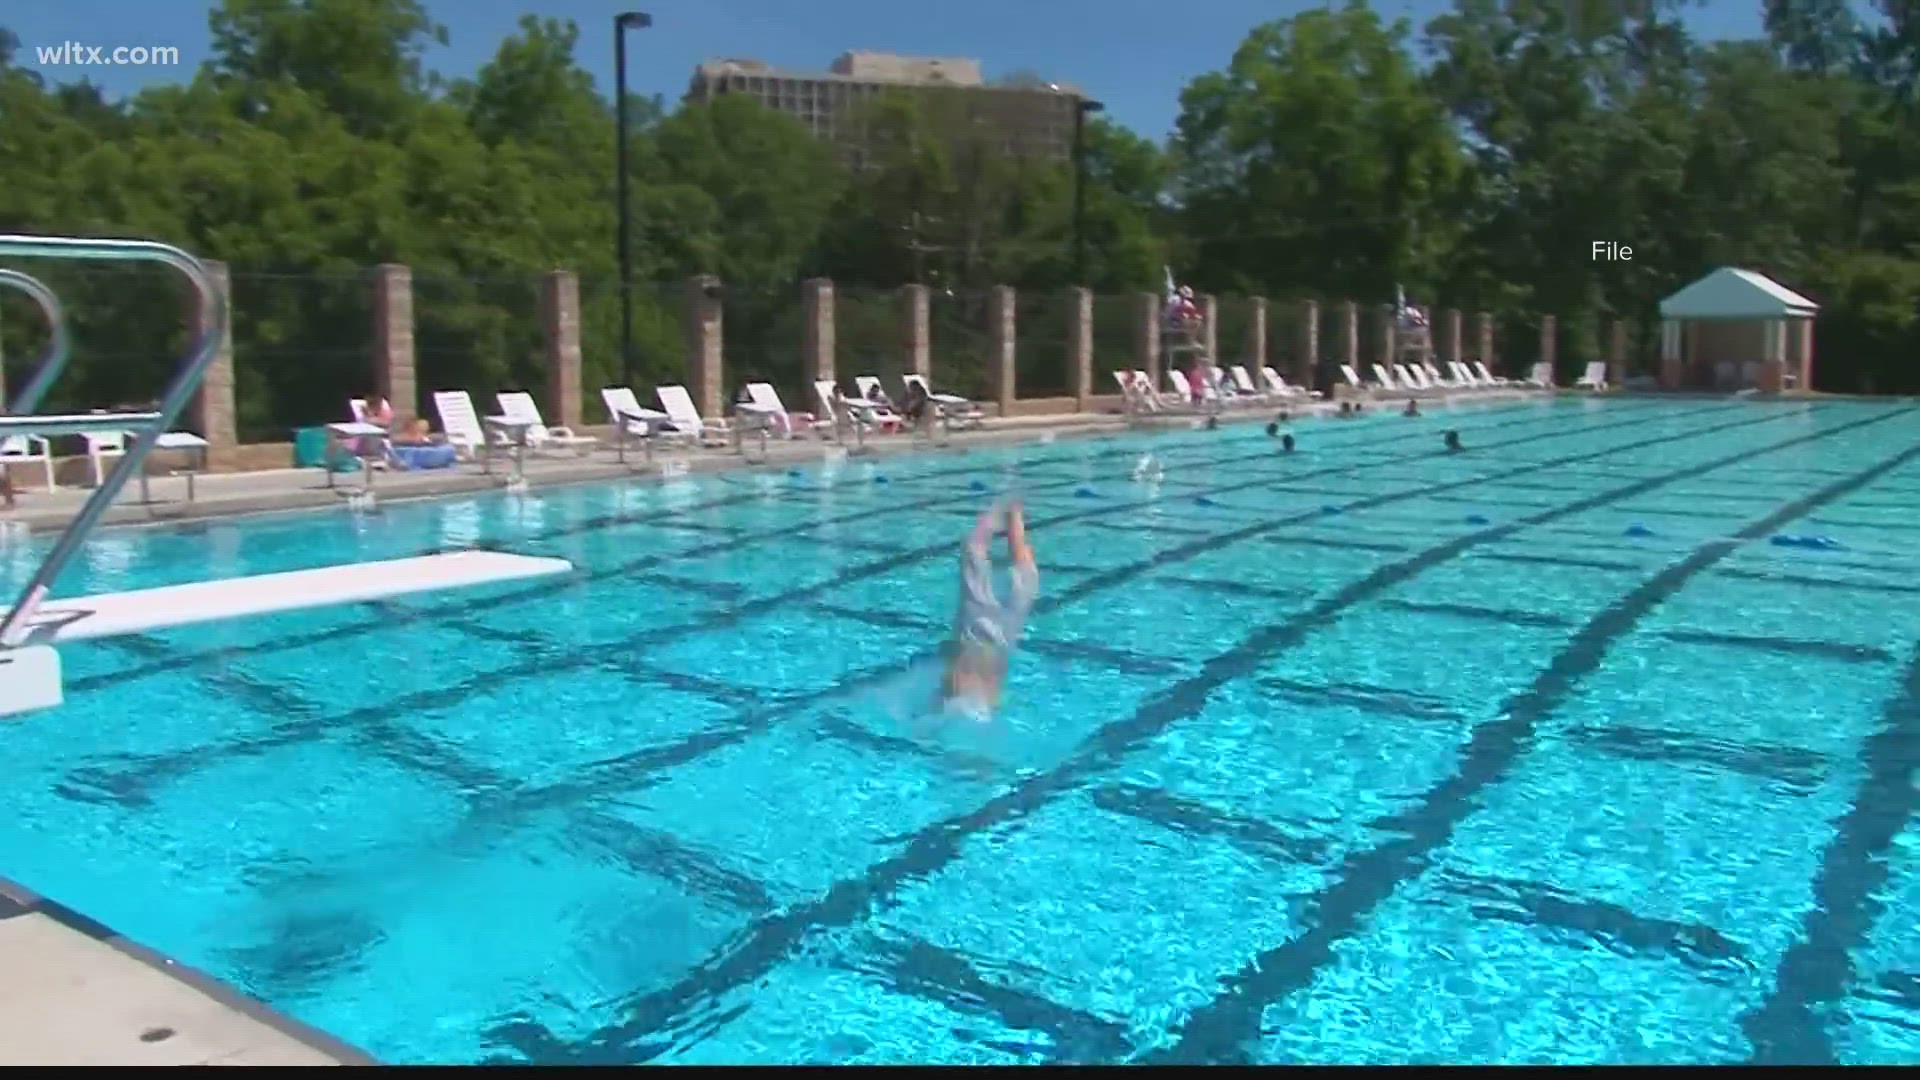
1,396,1918,1065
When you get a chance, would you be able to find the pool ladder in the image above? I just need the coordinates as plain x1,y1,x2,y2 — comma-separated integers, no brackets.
0,234,225,649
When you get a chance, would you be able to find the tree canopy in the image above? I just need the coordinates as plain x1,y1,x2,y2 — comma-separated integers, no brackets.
2,0,1918,433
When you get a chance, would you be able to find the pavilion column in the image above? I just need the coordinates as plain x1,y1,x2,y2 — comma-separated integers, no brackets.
1659,319,1684,390
1797,318,1816,391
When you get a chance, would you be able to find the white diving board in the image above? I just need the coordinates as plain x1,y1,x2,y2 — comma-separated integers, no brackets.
8,550,572,645
0,550,574,718
0,411,162,438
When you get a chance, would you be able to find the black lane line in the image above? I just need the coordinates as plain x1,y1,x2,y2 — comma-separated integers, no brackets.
499,405,1883,1063
1153,414,1920,1065
70,401,1729,815
69,400,1611,693
485,402,1787,816
1739,640,1920,1064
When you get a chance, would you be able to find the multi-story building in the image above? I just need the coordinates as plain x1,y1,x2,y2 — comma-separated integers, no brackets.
685,51,1087,164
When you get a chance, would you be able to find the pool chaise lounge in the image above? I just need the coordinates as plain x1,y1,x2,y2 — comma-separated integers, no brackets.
496,392,598,455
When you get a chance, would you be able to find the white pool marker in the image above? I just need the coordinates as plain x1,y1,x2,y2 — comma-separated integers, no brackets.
346,489,379,514
658,458,689,479
1037,431,1056,445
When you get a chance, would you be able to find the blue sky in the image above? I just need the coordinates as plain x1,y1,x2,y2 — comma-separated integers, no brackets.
10,0,1766,140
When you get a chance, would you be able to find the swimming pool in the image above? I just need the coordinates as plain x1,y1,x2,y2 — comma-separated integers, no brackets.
1,396,1917,1065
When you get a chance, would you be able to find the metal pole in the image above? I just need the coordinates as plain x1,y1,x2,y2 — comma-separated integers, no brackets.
614,12,652,390
1071,99,1104,288
0,269,70,415
0,236,222,647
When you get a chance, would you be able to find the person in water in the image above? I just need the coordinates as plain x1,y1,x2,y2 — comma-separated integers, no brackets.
936,499,1039,722
1404,398,1420,417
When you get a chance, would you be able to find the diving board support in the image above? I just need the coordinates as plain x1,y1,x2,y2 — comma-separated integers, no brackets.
0,550,573,716
0,235,224,649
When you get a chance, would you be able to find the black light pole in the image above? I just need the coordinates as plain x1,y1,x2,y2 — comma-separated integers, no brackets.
1071,97,1105,287
614,11,652,389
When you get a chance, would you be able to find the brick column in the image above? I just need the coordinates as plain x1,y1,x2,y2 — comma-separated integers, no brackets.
804,278,835,387
1607,318,1628,387
1539,315,1558,380
1137,292,1162,390
685,275,724,420
901,283,930,379
1068,287,1093,410
1477,312,1496,374
1294,299,1318,387
1244,297,1268,371
370,263,415,424
1340,301,1359,373
1201,294,1219,359
990,285,1016,415
1443,308,1463,366
1377,303,1397,369
190,259,237,449
540,270,582,427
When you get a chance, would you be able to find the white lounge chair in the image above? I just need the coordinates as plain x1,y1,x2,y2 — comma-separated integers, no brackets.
1473,361,1514,387
1229,365,1279,403
814,380,878,441
1576,361,1610,391
1420,363,1462,391
0,434,55,493
497,391,597,454
600,385,676,450
656,385,731,447
1340,365,1373,395
432,390,510,460
1525,362,1555,389
83,430,125,486
902,373,984,428
744,381,829,439
1447,362,1483,389
1261,366,1322,401
843,378,903,430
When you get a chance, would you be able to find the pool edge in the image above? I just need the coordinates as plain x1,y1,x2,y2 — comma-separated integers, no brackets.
0,874,381,1066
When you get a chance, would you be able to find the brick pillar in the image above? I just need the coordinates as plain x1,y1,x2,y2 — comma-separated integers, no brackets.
804,278,835,387
1245,297,1268,371
190,260,237,450
1377,303,1397,369
541,270,582,427
990,285,1016,415
1477,312,1496,374
1444,308,1463,366
1607,318,1628,388
370,263,416,424
1294,299,1318,387
901,284,930,379
1340,301,1359,373
1068,287,1093,410
1137,292,1162,390
1539,315,1558,380
1201,294,1219,359
685,275,724,420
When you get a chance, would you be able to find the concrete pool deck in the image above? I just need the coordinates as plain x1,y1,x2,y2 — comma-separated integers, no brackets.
0,878,372,1065
0,409,1140,534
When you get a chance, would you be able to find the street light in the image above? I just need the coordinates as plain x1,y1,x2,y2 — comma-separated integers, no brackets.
614,11,652,390
1071,97,1106,287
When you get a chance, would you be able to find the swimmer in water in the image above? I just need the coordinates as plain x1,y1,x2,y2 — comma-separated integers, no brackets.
1404,398,1420,417
935,499,1039,722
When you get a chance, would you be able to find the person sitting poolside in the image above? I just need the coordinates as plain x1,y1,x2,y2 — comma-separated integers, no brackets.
903,378,932,427
935,499,1039,723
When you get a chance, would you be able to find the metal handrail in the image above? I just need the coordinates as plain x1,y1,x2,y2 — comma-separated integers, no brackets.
0,269,71,415
0,235,224,647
